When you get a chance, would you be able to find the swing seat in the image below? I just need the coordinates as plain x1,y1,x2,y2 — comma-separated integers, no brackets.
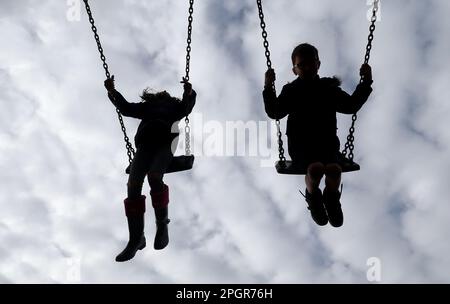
125,155,195,175
165,155,195,173
275,153,360,175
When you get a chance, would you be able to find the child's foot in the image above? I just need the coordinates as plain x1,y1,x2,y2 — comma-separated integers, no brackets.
153,206,170,250
154,218,170,250
323,188,344,227
303,188,328,226
115,235,146,262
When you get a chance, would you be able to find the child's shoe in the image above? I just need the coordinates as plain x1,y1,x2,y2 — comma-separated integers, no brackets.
323,188,344,227
151,184,170,250
302,188,328,226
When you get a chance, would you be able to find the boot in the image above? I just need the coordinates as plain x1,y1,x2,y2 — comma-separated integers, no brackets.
115,195,146,262
151,185,170,250
323,187,344,227
154,207,170,250
303,188,328,226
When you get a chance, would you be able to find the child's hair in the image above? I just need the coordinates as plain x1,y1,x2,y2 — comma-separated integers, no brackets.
291,43,319,64
140,88,180,103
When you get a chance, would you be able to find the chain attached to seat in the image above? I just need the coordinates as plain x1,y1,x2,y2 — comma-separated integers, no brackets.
342,0,379,162
256,0,286,164
184,0,194,156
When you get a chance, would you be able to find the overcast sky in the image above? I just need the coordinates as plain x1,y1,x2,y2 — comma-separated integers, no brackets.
1,0,450,283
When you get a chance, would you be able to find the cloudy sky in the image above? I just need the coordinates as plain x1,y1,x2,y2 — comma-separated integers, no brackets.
1,0,450,283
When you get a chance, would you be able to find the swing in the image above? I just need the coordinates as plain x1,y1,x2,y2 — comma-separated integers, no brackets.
83,0,195,174
256,0,378,175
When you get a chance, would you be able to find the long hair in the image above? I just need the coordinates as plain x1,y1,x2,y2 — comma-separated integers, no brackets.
140,88,180,103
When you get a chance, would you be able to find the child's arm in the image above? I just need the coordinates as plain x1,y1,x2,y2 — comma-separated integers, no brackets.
177,90,197,118
174,78,196,120
104,76,148,119
334,64,373,114
262,69,290,119
334,82,373,114
107,89,148,119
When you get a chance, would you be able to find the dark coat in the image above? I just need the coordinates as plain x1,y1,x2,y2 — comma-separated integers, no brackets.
108,90,196,149
263,76,372,163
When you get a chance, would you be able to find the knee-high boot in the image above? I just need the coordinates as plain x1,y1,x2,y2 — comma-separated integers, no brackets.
115,195,146,262
150,185,170,250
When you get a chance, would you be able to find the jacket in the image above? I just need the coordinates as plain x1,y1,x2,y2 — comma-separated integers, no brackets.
263,75,372,153
108,89,196,149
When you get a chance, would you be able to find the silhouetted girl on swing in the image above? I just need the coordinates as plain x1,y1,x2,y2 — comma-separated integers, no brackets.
263,43,373,227
105,76,196,261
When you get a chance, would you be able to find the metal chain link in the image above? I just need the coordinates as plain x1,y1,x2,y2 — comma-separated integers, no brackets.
185,117,191,155
184,0,194,156
256,0,286,163
83,0,135,165
342,0,379,161
275,120,286,162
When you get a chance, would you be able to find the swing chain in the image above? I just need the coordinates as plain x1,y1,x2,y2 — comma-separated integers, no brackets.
83,0,110,79
184,0,194,156
257,0,286,163
363,0,378,69
83,0,135,165
117,110,135,162
184,116,191,155
185,0,194,82
256,0,272,70
276,120,287,162
342,0,378,161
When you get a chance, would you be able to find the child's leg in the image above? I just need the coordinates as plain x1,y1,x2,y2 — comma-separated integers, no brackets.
305,162,325,193
116,148,151,262
148,172,170,250
147,172,168,212
303,162,328,226
147,173,164,193
323,163,343,227
324,163,342,191
146,145,173,250
127,147,154,199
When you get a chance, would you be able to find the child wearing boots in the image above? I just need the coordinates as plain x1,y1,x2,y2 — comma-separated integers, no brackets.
104,76,196,261
263,43,373,227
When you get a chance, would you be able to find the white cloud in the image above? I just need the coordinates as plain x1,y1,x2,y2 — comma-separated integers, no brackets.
1,0,450,283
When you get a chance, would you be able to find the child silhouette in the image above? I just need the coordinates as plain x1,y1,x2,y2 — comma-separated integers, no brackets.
105,75,196,261
263,43,373,227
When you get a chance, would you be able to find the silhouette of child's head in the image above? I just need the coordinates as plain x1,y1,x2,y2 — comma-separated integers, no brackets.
140,88,180,103
291,43,321,80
